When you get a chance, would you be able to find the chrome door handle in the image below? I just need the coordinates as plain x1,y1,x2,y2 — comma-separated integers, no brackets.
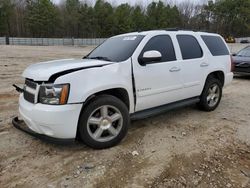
169,67,181,72
200,62,209,67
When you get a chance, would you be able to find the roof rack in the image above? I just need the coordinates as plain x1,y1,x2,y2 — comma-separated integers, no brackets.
165,28,195,32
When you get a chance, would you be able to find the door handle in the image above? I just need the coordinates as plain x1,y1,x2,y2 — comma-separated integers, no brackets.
200,62,209,67
169,67,181,72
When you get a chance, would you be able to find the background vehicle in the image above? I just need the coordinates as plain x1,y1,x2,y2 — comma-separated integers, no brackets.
14,30,233,149
232,46,250,75
225,36,235,43
240,40,249,44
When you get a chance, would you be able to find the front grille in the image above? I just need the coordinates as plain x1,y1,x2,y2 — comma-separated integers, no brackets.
23,79,39,104
25,79,37,89
24,90,35,103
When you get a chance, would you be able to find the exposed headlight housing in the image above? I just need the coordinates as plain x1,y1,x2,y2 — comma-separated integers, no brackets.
39,84,70,105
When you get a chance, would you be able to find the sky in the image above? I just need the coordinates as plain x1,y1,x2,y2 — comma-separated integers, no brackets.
52,0,205,6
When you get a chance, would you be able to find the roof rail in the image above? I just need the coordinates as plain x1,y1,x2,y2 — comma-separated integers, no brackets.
165,28,195,32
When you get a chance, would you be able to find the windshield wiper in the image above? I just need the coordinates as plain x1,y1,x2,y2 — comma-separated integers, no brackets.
88,56,112,62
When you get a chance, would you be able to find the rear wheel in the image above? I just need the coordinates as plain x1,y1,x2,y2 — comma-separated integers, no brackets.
198,77,222,111
78,95,129,149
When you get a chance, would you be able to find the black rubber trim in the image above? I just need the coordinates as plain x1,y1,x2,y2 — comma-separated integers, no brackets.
130,57,137,111
130,97,200,121
48,64,112,82
12,117,75,145
234,71,250,75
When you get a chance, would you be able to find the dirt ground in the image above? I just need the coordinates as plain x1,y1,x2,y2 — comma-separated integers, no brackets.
0,45,250,188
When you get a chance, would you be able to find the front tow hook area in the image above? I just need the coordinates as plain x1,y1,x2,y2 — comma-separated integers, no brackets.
13,84,24,93
12,117,75,145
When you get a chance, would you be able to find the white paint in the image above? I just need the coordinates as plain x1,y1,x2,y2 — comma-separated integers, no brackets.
20,29,233,139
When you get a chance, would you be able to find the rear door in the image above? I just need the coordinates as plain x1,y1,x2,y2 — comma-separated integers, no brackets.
176,34,208,98
132,34,183,111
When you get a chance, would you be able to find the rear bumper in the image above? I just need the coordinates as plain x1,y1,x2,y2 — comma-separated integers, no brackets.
18,94,82,139
224,72,234,86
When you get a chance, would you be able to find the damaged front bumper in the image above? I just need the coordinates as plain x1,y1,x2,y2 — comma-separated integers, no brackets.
12,117,75,144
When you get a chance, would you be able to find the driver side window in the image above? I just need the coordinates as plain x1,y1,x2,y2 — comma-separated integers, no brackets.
140,35,176,63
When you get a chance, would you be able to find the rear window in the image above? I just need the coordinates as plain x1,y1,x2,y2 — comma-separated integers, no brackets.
201,35,229,56
177,35,203,60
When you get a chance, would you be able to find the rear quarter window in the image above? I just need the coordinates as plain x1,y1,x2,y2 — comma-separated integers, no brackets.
201,35,229,56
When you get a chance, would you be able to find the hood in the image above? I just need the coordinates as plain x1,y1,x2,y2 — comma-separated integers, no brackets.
22,59,112,81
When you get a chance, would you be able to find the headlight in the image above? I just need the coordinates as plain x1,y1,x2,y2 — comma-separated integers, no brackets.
39,84,70,105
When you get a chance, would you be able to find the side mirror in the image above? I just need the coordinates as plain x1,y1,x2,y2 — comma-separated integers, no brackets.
139,50,162,65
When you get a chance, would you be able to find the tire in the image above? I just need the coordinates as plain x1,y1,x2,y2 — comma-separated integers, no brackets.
198,77,223,112
78,95,129,149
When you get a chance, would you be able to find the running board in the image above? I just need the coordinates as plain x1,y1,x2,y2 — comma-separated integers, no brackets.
130,97,200,121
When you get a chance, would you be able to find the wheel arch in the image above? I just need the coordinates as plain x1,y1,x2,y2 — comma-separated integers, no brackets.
76,87,130,141
206,70,225,86
84,88,130,110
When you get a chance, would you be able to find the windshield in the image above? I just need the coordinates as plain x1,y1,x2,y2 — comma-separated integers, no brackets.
86,35,144,62
237,46,250,57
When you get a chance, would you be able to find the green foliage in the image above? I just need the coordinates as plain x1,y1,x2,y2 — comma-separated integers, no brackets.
113,3,133,34
131,6,145,31
0,0,249,38
146,2,181,30
0,0,14,36
25,0,59,37
212,0,250,36
94,0,114,37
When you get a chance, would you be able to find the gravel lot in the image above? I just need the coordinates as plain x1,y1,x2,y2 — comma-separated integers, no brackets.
0,45,250,188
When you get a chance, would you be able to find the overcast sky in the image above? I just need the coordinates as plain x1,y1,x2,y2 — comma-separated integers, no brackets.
52,0,206,6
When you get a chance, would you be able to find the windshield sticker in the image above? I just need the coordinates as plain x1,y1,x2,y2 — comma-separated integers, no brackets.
123,36,137,41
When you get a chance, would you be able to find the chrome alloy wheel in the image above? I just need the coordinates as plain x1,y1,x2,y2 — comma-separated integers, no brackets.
87,105,123,142
207,84,220,107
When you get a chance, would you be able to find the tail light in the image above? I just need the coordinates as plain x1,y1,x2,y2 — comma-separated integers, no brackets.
230,55,235,72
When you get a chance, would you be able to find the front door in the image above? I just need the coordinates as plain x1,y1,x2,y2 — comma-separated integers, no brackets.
132,35,183,111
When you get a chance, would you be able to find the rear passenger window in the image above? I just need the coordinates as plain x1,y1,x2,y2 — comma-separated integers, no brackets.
140,35,176,62
201,35,229,56
177,35,203,60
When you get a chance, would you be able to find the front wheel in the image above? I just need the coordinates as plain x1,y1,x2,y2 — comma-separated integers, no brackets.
198,77,223,111
78,95,129,149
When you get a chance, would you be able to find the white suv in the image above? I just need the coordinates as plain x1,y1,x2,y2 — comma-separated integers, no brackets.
14,30,233,149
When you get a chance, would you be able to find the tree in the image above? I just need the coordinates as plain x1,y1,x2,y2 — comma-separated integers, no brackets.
0,0,249,38
146,1,181,30
0,0,14,36
131,6,145,31
63,0,80,37
113,3,133,35
25,0,60,37
212,0,250,37
94,0,114,37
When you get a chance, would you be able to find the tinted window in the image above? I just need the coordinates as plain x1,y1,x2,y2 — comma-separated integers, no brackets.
177,35,203,60
237,46,250,57
140,35,176,62
201,35,229,56
87,35,144,62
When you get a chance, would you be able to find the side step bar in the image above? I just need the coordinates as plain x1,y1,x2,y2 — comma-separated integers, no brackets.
130,97,200,121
